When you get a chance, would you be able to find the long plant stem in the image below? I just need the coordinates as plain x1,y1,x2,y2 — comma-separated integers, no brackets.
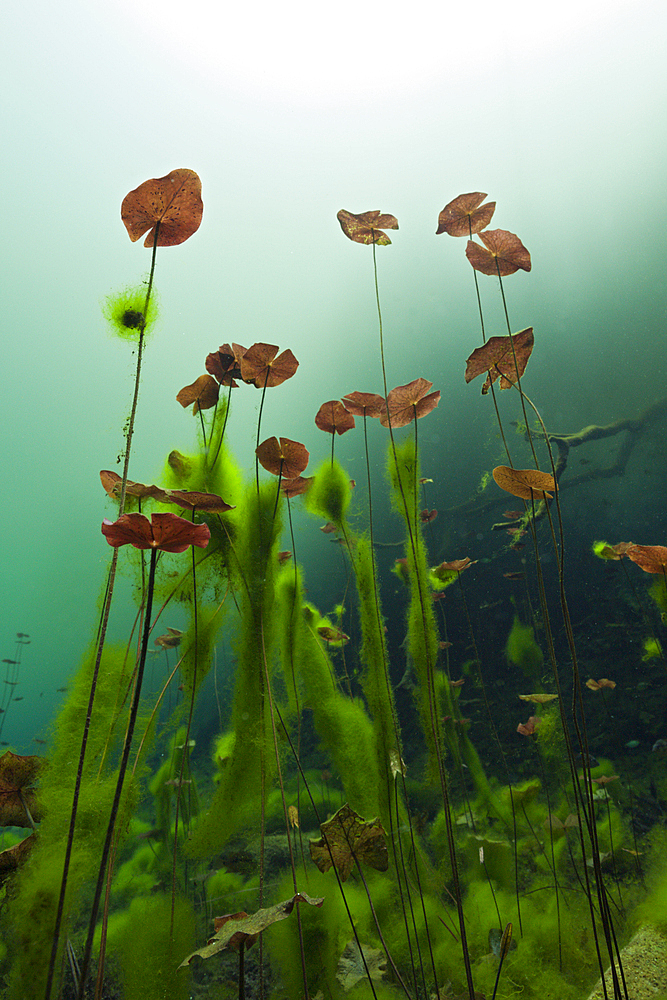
76,545,159,1000
371,242,473,998
45,225,161,1000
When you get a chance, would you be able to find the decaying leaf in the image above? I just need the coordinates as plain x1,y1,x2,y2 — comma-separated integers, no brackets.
517,716,541,736
0,752,45,828
179,893,324,966
317,626,350,645
586,678,617,691
336,940,388,992
492,466,555,501
163,489,234,513
288,805,299,829
465,229,531,276
626,544,667,574
155,627,183,650
337,210,399,246
100,470,169,504
121,168,203,247
430,557,476,592
389,751,406,778
280,476,314,498
309,803,389,882
592,540,635,561
432,557,476,577
465,328,534,394
0,833,35,887
436,192,496,237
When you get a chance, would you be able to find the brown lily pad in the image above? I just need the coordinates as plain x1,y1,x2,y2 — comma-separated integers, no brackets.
436,192,496,237
341,392,386,418
256,438,309,479
121,168,203,247
315,401,356,436
100,471,169,504
493,466,555,500
466,229,531,276
465,328,534,394
164,489,234,513
176,374,220,414
280,476,314,498
380,378,440,428
239,343,298,388
626,544,667,574
337,210,398,246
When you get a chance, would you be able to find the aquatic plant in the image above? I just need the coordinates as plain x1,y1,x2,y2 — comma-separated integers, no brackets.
6,177,667,1000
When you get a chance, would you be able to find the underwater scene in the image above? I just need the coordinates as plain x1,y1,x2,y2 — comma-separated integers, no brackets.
3,1,667,998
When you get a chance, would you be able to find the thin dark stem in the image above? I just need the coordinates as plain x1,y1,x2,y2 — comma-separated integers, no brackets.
371,240,472,998
45,224,161,1000
76,546,159,1000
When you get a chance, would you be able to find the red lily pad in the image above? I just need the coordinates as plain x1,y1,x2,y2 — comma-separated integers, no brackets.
101,512,211,553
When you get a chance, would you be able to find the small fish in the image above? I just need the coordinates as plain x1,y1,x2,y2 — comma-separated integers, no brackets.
13,697,23,702
625,740,640,749
579,458,592,466
480,599,502,611
574,752,599,768
56,687,68,692
2,660,17,665
3,680,18,686
34,738,46,745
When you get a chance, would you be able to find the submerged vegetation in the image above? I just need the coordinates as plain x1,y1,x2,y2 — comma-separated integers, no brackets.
2,174,667,1000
